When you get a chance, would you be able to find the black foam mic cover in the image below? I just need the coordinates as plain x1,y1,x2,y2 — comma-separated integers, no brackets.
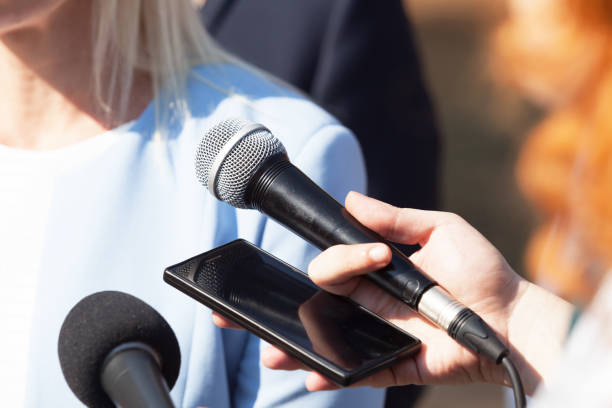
58,291,180,407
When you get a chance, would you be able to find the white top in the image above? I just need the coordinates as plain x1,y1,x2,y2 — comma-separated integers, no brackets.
0,130,126,406
0,148,53,407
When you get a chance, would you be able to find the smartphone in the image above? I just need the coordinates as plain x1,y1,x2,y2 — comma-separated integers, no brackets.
163,239,421,386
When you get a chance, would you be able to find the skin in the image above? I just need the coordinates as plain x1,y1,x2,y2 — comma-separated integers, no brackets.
0,0,150,150
214,191,575,395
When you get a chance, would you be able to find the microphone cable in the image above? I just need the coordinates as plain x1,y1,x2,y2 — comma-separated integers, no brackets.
443,303,526,408
502,355,526,408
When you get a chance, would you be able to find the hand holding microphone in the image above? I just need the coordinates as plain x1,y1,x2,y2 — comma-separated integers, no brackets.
268,192,541,392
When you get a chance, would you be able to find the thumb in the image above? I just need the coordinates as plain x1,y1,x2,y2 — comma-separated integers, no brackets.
345,191,450,246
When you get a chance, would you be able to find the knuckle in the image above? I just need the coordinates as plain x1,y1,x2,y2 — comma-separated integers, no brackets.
439,211,465,225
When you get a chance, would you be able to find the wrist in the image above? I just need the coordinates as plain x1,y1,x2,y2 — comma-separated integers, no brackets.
506,279,575,395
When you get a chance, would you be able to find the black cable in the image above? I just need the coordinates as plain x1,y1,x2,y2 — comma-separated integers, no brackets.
449,310,526,407
501,355,526,408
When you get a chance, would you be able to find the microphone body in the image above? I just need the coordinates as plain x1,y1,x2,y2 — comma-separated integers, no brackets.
247,155,434,309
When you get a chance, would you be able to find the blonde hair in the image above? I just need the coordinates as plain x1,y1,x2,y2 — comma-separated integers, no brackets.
494,0,612,303
91,0,227,129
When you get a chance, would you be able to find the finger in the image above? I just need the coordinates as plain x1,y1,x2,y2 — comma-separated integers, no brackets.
347,367,398,389
261,345,307,371
306,369,398,391
305,372,340,391
308,243,391,295
345,191,455,246
211,312,243,329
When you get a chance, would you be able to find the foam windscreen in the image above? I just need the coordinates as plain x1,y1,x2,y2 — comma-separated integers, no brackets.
58,291,180,407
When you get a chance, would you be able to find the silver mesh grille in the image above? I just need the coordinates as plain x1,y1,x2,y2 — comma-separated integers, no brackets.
195,118,287,208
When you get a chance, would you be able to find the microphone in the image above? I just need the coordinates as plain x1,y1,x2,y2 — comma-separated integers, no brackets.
194,118,509,364
58,291,180,408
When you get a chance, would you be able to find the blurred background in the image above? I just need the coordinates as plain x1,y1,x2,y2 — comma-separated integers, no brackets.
406,0,541,274
405,0,539,406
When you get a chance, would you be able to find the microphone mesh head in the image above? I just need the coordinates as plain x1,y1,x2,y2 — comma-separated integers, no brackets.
195,118,286,208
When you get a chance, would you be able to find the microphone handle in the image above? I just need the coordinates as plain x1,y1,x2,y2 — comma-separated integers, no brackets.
247,156,435,309
101,343,175,408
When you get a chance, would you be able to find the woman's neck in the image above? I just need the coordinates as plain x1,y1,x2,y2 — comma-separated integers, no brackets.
0,0,150,150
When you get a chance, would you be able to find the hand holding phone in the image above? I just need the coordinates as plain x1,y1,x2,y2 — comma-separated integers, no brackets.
164,239,421,386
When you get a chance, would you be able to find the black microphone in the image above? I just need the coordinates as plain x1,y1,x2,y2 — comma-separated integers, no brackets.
194,118,509,364
58,291,180,408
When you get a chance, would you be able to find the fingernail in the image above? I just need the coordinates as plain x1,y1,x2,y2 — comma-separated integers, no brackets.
369,244,388,262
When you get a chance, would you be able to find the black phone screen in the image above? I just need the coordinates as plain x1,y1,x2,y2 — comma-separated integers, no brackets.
164,239,420,383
